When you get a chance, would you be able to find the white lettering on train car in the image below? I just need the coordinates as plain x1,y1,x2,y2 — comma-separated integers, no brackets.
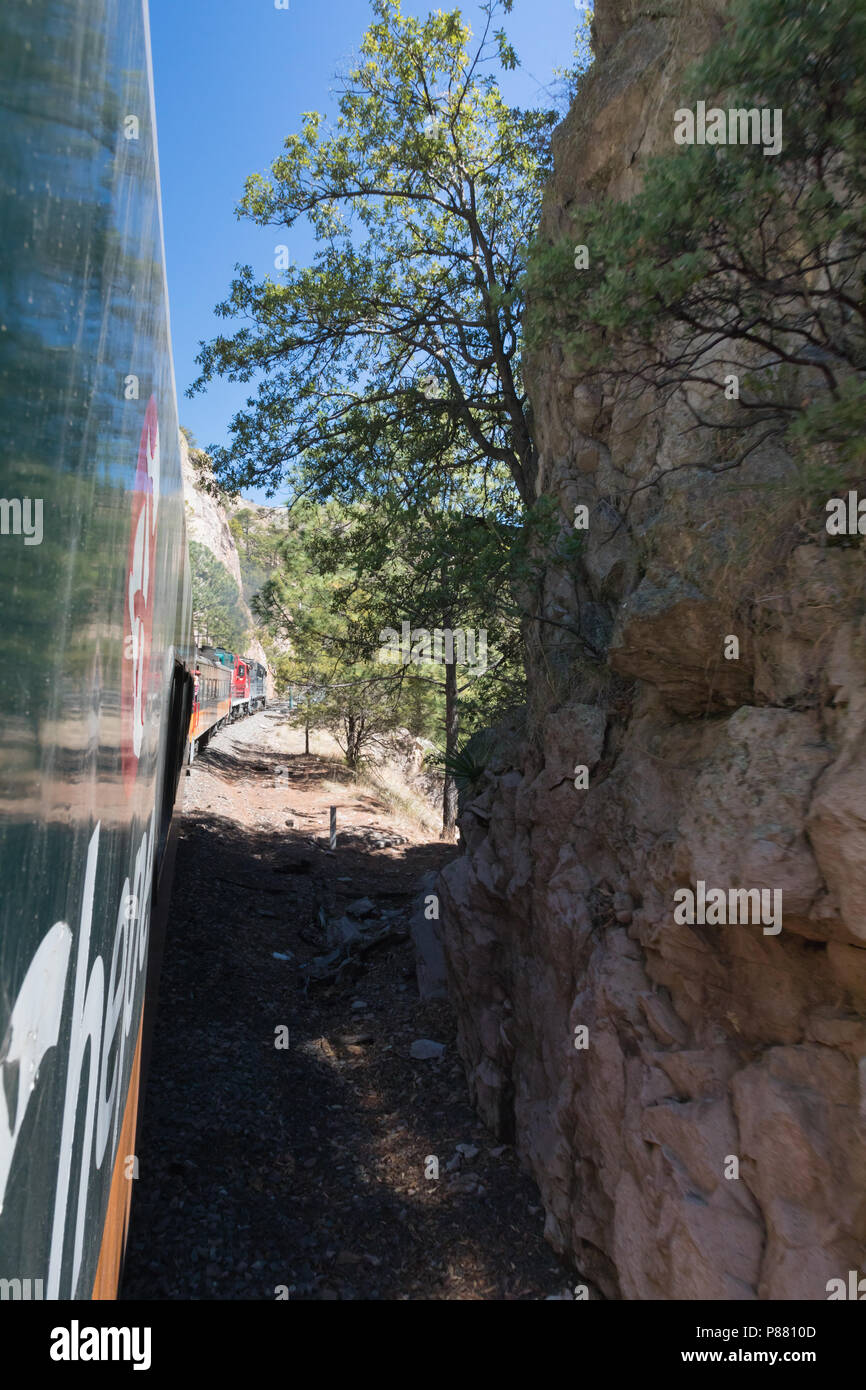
0,924,72,1216
0,810,155,1299
46,811,155,1299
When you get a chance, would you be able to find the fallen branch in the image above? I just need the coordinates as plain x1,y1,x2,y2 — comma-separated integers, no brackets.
301,921,407,991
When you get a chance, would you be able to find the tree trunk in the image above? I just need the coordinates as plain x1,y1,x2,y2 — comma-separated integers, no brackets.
345,714,358,771
304,721,310,755
442,650,459,841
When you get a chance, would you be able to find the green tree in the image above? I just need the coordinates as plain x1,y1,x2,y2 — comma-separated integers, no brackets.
228,506,285,606
189,0,554,506
189,540,248,649
254,505,334,752
254,501,411,766
254,481,523,832
308,479,523,834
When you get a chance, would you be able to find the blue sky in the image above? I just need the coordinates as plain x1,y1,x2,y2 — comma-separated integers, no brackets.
148,0,583,501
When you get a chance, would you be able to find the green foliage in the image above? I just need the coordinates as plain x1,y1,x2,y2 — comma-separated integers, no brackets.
252,498,424,765
788,376,866,471
304,410,527,739
558,528,585,565
229,505,285,604
551,2,595,108
525,0,866,478
508,493,583,590
190,0,554,506
431,739,490,792
189,540,248,648
185,0,573,822
254,479,525,739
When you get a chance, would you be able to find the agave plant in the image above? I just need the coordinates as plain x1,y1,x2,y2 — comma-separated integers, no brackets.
434,741,490,793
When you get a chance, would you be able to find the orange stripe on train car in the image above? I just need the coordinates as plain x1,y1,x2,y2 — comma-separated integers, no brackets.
188,696,231,743
91,1020,144,1299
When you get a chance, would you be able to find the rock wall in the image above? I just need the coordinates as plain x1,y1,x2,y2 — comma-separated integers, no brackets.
181,432,245,588
180,432,272,685
438,0,866,1299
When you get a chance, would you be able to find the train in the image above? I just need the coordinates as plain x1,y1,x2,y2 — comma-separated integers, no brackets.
0,0,267,1300
189,648,268,759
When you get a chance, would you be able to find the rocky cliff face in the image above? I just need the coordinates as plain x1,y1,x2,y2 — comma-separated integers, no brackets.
180,432,271,679
181,433,244,588
438,0,866,1300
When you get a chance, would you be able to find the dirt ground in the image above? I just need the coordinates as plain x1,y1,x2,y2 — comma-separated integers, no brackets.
121,708,574,1301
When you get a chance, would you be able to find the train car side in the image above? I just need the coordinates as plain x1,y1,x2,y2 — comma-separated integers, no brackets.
188,654,232,758
0,0,194,1300
0,2,274,1300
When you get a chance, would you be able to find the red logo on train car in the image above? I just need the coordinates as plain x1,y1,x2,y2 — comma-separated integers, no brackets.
122,396,160,789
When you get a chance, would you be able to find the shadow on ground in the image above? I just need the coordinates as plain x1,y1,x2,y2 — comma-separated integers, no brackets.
121,742,570,1301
